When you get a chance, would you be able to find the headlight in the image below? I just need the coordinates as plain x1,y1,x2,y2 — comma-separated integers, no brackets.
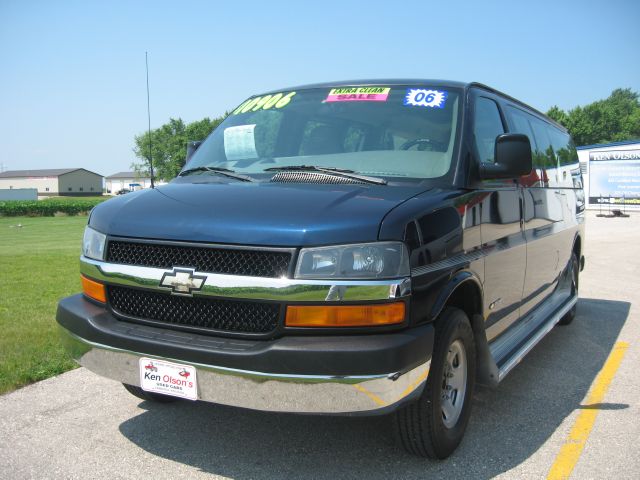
82,226,106,261
295,242,409,280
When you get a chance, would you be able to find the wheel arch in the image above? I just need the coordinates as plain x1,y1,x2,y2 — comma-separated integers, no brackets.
429,270,497,386
572,233,584,271
429,270,483,322
573,233,582,257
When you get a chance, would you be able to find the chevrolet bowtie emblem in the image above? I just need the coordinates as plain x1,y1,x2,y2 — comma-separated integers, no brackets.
159,268,207,296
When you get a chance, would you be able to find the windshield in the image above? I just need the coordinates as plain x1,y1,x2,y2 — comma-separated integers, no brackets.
187,85,461,179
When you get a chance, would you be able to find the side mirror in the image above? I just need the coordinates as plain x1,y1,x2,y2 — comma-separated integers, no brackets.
479,133,532,179
186,140,203,163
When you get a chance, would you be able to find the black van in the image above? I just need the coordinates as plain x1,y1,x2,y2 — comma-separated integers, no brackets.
57,80,585,458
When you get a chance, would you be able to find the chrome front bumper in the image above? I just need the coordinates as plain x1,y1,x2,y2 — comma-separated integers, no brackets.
60,326,430,414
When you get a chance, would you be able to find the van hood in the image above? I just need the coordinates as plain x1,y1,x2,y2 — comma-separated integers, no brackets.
90,182,430,247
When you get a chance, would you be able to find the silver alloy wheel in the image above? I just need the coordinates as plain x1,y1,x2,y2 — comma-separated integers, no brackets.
441,339,467,428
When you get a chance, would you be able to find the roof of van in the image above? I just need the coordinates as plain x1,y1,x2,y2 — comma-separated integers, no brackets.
262,79,468,94
260,79,566,132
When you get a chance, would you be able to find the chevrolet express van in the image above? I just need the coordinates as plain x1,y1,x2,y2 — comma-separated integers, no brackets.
57,80,585,458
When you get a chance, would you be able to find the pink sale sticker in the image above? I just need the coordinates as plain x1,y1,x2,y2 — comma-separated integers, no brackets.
325,87,390,102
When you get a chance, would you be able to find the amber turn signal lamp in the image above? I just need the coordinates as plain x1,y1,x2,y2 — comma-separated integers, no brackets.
81,275,106,303
285,302,405,328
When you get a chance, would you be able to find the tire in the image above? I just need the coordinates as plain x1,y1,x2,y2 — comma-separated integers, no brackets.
558,252,579,326
122,383,180,403
394,307,476,458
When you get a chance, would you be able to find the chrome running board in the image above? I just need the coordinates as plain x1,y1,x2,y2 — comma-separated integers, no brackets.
493,294,577,382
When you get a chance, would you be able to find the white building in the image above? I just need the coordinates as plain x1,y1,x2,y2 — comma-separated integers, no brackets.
105,171,153,194
577,139,640,210
0,168,104,196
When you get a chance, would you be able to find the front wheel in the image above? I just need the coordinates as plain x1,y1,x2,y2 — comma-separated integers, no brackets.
394,307,476,458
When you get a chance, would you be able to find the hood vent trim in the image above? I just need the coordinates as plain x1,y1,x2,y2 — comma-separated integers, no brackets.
270,171,366,185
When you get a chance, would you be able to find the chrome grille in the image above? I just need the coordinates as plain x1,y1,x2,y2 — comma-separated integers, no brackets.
106,241,291,278
108,286,280,335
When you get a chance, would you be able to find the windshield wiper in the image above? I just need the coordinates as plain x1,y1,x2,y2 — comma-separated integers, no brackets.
179,166,253,182
264,165,387,185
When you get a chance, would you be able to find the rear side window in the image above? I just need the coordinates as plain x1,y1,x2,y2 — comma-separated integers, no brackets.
506,106,556,170
529,117,557,170
549,129,579,166
473,97,504,164
506,105,582,188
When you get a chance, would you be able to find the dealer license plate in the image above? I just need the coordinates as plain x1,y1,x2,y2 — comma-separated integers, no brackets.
139,357,198,400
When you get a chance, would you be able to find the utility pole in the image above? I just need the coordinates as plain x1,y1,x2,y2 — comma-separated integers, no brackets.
145,52,155,188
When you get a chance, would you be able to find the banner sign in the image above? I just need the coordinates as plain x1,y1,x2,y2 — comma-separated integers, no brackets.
589,149,640,162
588,149,640,206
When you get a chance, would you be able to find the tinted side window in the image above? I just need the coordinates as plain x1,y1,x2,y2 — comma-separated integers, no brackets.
549,128,578,166
506,106,535,149
473,97,504,164
529,117,557,170
506,106,562,187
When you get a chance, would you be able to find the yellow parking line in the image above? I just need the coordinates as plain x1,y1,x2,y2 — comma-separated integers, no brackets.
399,368,430,398
353,366,430,408
547,341,629,480
353,384,387,407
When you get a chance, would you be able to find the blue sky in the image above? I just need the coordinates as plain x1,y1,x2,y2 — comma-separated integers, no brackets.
1,0,638,175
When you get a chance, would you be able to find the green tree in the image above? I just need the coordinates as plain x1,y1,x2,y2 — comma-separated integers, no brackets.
133,114,227,181
546,105,568,126
547,88,640,146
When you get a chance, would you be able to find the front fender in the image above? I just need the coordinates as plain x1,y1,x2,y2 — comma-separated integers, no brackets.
429,270,484,321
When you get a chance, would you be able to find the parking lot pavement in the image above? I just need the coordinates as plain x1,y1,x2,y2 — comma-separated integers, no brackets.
1,210,639,479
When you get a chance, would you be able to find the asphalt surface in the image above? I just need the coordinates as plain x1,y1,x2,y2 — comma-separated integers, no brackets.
1,210,639,479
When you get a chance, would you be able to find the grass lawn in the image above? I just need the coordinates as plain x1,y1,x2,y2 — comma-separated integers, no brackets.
0,215,87,394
